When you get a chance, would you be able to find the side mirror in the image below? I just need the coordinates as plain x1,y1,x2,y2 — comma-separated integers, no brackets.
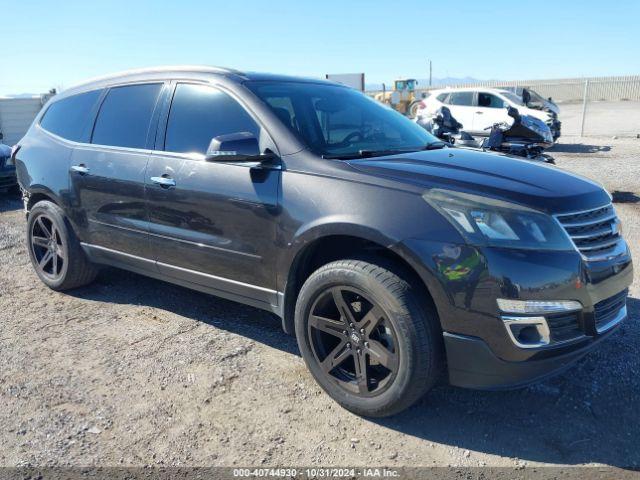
205,132,268,162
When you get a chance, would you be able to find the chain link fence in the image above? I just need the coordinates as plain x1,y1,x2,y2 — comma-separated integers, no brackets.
367,76,640,137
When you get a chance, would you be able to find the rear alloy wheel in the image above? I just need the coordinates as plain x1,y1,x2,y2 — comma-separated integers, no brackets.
30,214,66,281
27,201,97,290
295,258,443,417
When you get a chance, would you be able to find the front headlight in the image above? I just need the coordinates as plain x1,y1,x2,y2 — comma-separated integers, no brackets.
423,189,574,250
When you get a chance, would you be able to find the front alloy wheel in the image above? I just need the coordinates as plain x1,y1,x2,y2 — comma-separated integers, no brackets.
295,258,443,417
308,287,399,397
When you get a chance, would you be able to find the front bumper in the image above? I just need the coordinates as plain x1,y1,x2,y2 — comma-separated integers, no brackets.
401,238,632,389
444,315,623,389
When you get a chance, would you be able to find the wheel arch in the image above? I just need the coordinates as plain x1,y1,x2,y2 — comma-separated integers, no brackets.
280,227,444,336
25,186,63,213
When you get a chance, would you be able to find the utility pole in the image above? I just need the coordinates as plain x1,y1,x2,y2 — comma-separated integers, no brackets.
429,60,432,87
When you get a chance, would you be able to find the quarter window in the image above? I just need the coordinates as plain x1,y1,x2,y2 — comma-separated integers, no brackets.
447,92,474,106
39,90,102,142
92,83,162,149
164,84,259,155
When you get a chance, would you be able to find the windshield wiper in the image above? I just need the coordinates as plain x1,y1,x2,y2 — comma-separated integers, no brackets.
322,149,405,160
321,142,449,160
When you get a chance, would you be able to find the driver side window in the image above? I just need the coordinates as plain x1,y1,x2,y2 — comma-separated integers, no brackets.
164,83,260,155
478,93,505,109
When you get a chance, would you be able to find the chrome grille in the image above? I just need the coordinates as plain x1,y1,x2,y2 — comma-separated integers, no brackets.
555,204,621,257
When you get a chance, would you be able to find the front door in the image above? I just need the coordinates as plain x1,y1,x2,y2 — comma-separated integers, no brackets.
69,82,165,260
472,91,508,133
145,83,281,308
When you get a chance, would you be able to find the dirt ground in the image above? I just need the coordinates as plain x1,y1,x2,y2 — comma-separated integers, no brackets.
0,136,639,469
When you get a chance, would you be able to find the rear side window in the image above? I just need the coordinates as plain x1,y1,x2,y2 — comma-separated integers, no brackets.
39,90,102,142
436,93,449,103
92,83,162,149
448,92,474,106
164,84,259,154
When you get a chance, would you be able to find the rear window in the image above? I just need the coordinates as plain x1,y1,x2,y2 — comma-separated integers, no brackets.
39,90,102,142
92,83,162,149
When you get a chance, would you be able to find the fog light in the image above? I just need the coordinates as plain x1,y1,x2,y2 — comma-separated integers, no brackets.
502,316,550,348
497,299,582,314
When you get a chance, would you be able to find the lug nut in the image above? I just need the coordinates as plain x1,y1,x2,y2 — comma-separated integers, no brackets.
349,323,354,328
343,330,348,335
360,328,365,334
356,348,361,354
346,343,351,349
364,342,369,348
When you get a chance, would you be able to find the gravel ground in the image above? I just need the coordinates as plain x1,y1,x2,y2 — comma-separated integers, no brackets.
0,135,639,469
558,101,640,137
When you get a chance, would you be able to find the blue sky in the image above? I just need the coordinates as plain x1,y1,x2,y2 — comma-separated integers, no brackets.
1,0,638,95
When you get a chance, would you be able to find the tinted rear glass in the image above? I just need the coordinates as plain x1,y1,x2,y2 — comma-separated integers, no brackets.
40,90,102,142
92,83,162,149
164,84,259,154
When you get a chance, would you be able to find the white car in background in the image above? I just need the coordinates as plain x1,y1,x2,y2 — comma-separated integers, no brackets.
416,87,557,138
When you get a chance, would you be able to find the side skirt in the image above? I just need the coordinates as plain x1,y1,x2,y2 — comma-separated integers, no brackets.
81,243,284,318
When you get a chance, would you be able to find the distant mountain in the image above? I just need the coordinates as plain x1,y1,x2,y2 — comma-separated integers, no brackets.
365,77,498,91
1,93,42,98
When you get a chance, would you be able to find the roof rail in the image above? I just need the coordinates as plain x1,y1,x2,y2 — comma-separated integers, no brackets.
65,65,244,91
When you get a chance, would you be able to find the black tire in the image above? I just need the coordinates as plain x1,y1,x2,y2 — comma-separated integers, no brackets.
295,258,443,417
407,101,421,119
27,200,97,291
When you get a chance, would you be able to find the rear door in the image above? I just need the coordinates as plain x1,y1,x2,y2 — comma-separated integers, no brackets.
472,91,508,133
145,82,281,308
443,91,476,131
69,82,165,261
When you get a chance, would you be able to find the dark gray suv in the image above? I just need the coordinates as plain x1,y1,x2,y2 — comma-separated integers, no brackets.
13,66,633,416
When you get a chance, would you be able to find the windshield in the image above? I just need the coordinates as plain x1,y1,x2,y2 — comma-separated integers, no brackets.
246,81,438,158
527,89,547,104
500,91,525,106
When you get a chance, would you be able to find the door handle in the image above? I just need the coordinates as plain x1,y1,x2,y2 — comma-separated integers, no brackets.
476,111,484,114
70,164,90,174
150,176,176,188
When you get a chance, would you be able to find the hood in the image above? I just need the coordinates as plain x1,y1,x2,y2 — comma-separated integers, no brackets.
348,148,609,213
524,107,553,123
542,99,559,115
528,99,560,115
